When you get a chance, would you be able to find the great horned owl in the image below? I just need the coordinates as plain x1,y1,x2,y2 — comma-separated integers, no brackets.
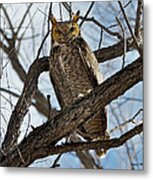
49,11,109,156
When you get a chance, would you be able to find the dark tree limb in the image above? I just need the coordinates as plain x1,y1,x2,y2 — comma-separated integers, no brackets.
135,0,143,38
33,123,143,157
2,57,49,153
0,57,143,166
0,123,143,167
94,38,134,63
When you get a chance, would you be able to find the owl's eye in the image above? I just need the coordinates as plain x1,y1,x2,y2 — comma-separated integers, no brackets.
69,26,75,32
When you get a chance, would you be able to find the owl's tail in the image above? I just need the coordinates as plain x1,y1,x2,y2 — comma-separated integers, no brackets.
95,148,107,158
79,108,109,157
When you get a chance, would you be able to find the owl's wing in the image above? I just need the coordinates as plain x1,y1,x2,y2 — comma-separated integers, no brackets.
75,37,109,156
75,37,103,87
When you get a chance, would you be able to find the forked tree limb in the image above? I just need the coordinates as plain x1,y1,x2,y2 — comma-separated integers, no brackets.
29,123,143,161
0,57,143,166
1,57,49,153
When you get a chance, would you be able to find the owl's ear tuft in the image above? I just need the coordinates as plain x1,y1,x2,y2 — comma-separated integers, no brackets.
50,15,57,25
72,10,80,22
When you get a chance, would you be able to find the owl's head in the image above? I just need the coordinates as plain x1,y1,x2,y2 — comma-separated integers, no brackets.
50,11,80,45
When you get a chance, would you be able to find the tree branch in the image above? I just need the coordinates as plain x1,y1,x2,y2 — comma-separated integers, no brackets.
0,57,143,166
2,57,49,153
135,0,143,38
0,123,143,167
79,2,95,27
16,4,33,34
118,1,142,57
79,16,123,40
35,123,143,156
94,38,134,63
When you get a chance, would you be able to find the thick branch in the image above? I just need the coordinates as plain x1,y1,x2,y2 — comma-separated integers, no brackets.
0,57,143,166
32,123,143,156
94,38,134,63
2,57,49,153
1,123,143,167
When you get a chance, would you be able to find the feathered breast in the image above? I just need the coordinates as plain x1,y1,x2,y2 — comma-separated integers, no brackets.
49,37,103,108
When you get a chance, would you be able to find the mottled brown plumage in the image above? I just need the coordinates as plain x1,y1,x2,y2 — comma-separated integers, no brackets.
49,12,109,156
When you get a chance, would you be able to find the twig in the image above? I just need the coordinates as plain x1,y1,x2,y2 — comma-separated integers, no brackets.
116,17,127,68
1,5,14,34
49,2,53,17
110,104,136,169
110,108,143,134
79,2,95,27
0,6,2,150
5,67,13,110
0,28,10,43
79,16,123,40
118,1,142,57
47,95,51,111
117,0,132,16
37,8,48,18
35,3,52,60
50,154,62,168
124,0,132,9
47,94,51,120
48,3,53,30
98,28,103,50
135,0,143,37
17,147,25,164
59,3,63,21
69,2,72,20
16,3,33,34
17,9,37,51
61,2,74,19
50,138,68,168
62,2,72,15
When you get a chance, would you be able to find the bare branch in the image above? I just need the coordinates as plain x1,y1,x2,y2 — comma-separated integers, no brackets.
16,3,33,34
79,16,123,40
94,38,133,63
110,108,143,133
0,5,14,34
79,2,95,27
118,1,142,57
98,29,103,50
135,0,143,37
116,17,127,68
